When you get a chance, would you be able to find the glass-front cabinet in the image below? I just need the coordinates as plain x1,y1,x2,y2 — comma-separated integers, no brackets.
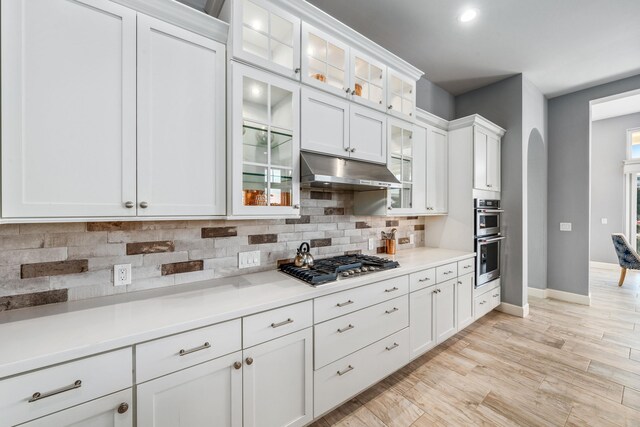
387,69,416,121
387,119,425,214
350,50,386,112
301,23,350,98
230,62,300,216
231,0,301,80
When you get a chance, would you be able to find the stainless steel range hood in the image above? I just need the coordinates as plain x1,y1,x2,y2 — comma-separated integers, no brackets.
300,151,401,191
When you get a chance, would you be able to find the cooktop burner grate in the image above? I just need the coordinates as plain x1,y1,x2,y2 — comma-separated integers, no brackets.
279,254,399,285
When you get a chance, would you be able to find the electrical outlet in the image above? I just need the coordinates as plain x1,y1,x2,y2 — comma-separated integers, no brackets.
601,218,608,225
368,238,375,251
114,264,131,287
239,250,261,269
409,234,415,244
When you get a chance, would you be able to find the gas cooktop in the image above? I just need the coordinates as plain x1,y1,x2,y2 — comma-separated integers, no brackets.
279,254,399,285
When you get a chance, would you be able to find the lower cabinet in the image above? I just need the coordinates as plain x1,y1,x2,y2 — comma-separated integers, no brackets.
243,328,313,427
409,286,435,358
136,352,243,427
456,273,475,331
435,279,457,344
20,389,133,427
474,279,501,320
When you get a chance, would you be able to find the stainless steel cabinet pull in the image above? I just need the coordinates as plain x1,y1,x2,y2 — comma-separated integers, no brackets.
124,201,134,208
388,105,393,110
487,184,493,188
344,147,350,152
295,68,301,74
29,380,82,403
337,300,354,307
385,307,399,314
117,402,129,414
293,204,300,209
179,342,211,356
385,287,399,293
463,265,471,269
458,281,462,285
337,365,354,376
271,318,293,328
493,293,499,297
418,277,430,282
139,201,149,209
385,342,399,351
432,289,438,294
337,324,354,333
350,148,356,152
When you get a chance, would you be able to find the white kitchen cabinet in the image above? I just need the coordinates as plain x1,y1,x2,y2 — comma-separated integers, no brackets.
435,278,457,343
301,87,350,158
409,286,436,359
1,0,137,218
137,352,243,427
350,49,386,112
229,61,300,217
20,390,133,427
457,273,475,331
228,0,301,79
136,15,226,217
387,69,416,121
474,126,501,192
349,104,387,164
301,23,350,98
425,126,448,214
388,119,424,214
243,328,313,427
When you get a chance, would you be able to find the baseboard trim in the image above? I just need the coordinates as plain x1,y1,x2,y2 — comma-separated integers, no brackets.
546,288,591,306
527,287,547,299
590,261,619,270
496,302,529,318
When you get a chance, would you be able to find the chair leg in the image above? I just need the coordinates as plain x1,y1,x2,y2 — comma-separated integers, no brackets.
619,267,627,287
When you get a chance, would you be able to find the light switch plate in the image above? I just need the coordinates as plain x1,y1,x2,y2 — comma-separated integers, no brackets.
560,222,572,232
601,218,608,225
239,251,260,269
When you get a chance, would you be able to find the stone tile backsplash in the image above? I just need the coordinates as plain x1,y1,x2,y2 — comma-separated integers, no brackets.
0,190,425,311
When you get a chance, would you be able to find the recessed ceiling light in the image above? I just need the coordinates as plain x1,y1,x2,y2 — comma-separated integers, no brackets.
459,9,478,23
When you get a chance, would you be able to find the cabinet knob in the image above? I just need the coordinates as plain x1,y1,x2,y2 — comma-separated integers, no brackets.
388,105,393,110
387,206,392,210
245,357,254,365
293,204,300,209
350,148,356,152
294,68,301,74
345,88,352,94
344,147,350,152
117,402,129,414
139,201,149,209
487,184,493,188
124,201,134,209
233,361,242,370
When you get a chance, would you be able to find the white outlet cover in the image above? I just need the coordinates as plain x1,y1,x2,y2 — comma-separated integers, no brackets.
601,218,608,225
368,238,375,251
560,222,572,232
114,264,131,286
239,251,261,269
409,234,415,244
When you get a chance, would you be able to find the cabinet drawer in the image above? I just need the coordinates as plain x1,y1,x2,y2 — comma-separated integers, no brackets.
0,348,132,426
458,258,475,274
243,301,312,348
409,268,436,292
314,295,408,369
490,287,501,309
136,319,241,383
474,293,492,320
314,328,409,417
314,275,409,323
436,262,458,283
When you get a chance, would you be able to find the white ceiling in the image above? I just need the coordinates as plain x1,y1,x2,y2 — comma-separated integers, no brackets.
303,0,640,97
592,91,640,121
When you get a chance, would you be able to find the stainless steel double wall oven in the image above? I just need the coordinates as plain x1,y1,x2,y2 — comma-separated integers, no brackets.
475,199,504,287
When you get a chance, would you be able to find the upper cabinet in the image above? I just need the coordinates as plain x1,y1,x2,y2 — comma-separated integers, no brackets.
387,70,416,121
228,0,301,80
350,51,387,112
425,126,448,214
301,24,350,98
229,62,300,217
474,127,501,192
388,119,416,212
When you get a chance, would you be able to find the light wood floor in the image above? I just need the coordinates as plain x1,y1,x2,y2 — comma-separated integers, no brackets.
311,266,640,426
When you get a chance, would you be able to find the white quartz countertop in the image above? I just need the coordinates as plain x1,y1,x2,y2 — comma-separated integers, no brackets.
0,247,474,379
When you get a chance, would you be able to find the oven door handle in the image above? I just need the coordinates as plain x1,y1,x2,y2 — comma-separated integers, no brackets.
477,236,506,244
476,209,504,214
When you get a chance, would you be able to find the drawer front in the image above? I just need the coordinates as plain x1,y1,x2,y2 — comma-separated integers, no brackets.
314,328,410,417
490,287,501,309
474,278,500,298
409,268,436,292
136,319,241,383
0,348,132,426
243,300,312,348
436,262,458,283
458,258,475,274
314,295,408,369
314,275,409,323
474,293,492,320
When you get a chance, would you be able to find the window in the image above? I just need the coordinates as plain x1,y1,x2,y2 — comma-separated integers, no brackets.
628,129,640,159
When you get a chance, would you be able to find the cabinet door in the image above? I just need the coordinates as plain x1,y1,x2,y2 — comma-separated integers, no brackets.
435,279,457,344
20,390,132,427
388,119,415,213
425,127,448,214
243,328,313,427
231,62,300,216
137,15,226,217
137,352,242,427
409,287,436,359
387,69,416,121
456,274,474,331
301,23,350,98
350,50,386,112
473,128,489,190
232,0,300,79
486,134,501,191
349,105,387,164
1,0,136,218
301,87,349,158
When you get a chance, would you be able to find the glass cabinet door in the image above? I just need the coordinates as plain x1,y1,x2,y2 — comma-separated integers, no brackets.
389,121,414,210
388,70,416,120
232,63,300,215
301,23,349,98
350,50,386,112
234,0,301,79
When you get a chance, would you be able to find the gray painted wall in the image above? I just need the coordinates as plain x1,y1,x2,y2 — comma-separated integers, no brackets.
523,78,548,291
417,77,455,120
548,74,640,296
455,75,525,307
590,112,640,264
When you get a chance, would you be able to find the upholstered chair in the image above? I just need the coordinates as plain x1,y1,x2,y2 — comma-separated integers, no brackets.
611,233,640,286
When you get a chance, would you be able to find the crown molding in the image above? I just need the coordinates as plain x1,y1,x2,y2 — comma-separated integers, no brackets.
415,108,449,130
448,114,506,136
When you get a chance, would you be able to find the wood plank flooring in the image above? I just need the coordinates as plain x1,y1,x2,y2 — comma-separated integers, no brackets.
311,265,640,426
